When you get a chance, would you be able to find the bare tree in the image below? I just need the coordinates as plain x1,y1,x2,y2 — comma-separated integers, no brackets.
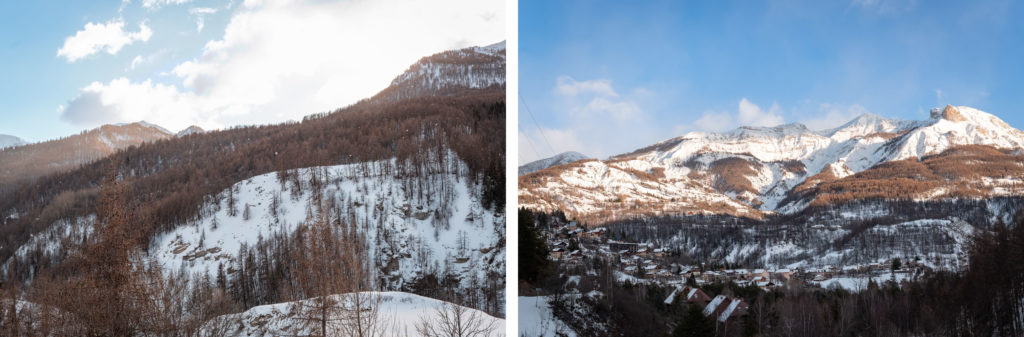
287,219,352,336
416,300,500,337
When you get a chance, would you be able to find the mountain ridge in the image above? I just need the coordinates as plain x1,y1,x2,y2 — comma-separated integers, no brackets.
0,121,174,189
518,151,590,176
521,106,1024,224
0,134,25,149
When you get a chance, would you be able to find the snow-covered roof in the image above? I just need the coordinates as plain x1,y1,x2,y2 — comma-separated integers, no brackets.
718,299,742,322
704,295,726,317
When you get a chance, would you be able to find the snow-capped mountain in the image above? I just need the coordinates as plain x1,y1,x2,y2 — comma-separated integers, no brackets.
518,151,590,176
520,105,1024,223
176,125,205,137
372,41,506,103
0,121,173,188
0,134,25,149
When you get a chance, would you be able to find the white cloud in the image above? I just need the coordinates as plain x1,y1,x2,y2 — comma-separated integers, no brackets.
519,76,663,163
190,7,218,32
800,103,870,131
61,0,504,132
142,0,194,9
574,97,641,120
691,110,735,132
130,55,144,70
57,21,153,62
555,76,618,97
61,78,209,131
127,50,167,71
674,98,787,134
737,98,784,127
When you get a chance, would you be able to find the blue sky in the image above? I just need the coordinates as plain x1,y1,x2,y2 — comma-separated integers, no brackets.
1,0,504,143
518,0,1024,163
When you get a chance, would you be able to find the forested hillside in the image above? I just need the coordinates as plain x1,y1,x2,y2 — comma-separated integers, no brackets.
0,43,506,335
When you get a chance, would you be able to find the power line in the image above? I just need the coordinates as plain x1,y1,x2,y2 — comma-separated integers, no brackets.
518,125,544,165
519,95,557,156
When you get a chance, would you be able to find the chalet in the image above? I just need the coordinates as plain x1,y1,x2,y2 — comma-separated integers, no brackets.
701,271,723,283
566,250,582,261
608,242,639,252
703,295,727,317
567,222,581,231
665,286,712,306
841,265,865,275
584,227,608,239
549,247,565,260
773,269,793,281
714,298,750,323
568,228,584,237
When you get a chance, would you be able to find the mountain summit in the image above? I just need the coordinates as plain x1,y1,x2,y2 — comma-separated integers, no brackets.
0,134,25,149
372,41,506,103
520,106,1024,223
518,151,590,176
0,121,173,188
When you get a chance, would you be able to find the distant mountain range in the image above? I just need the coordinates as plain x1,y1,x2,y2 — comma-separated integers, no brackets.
0,134,25,149
518,151,590,176
0,122,189,189
520,105,1024,224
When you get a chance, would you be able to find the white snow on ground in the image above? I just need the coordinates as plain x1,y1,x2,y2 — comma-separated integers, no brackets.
521,105,1024,219
201,291,504,337
813,273,915,291
150,154,504,305
3,215,95,277
518,296,577,337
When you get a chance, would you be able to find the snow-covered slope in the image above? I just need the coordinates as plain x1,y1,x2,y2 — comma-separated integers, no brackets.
151,153,504,309
519,296,577,337
372,41,506,103
176,125,205,137
518,151,590,176
0,134,26,149
521,106,1024,222
200,291,504,337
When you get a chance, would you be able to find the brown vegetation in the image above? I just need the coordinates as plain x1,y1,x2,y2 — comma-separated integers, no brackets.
791,145,1024,208
0,123,172,192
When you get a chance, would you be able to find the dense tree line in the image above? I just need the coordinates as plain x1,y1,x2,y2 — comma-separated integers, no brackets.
0,90,504,283
0,87,505,333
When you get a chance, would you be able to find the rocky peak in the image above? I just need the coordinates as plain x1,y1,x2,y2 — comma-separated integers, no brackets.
931,105,967,122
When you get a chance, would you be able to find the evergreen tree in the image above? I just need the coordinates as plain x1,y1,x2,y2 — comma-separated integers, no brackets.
518,208,549,284
673,303,716,337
